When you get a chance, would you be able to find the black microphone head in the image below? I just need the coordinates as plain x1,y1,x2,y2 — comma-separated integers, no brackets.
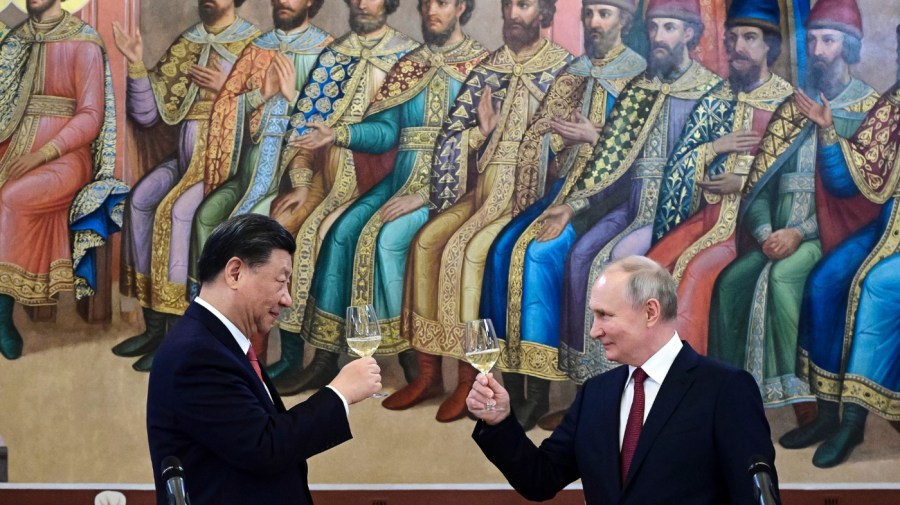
748,455,772,476
161,456,185,480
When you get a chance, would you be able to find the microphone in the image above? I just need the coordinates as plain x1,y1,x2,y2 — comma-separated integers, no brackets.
161,456,191,505
748,455,780,505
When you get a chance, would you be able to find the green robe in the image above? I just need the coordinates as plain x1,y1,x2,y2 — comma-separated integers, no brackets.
185,25,331,298
710,78,878,406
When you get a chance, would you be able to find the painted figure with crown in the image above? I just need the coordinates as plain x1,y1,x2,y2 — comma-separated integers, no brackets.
292,0,490,395
645,0,793,358
0,0,125,361
388,0,573,423
268,0,419,394
779,21,900,469
478,0,646,431
186,0,333,319
525,0,721,393
113,0,260,371
709,0,881,446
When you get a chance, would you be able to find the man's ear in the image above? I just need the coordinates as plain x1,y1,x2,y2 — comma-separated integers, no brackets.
645,298,662,327
683,25,695,46
223,257,244,289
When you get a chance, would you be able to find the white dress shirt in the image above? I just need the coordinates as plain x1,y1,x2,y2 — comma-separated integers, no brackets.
618,333,683,449
194,297,349,416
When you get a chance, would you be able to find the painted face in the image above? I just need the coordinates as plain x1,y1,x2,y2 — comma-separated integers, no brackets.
240,250,293,338
349,0,388,35
807,28,845,70
271,0,311,31
647,17,692,79
197,0,233,25
725,25,769,90
501,0,543,49
588,269,652,366
419,0,464,46
806,28,850,94
26,0,59,17
582,4,625,59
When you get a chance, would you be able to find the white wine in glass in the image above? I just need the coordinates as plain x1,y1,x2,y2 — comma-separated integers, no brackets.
464,318,503,411
345,304,387,398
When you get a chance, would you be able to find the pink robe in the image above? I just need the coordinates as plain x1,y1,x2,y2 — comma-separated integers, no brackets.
0,37,104,305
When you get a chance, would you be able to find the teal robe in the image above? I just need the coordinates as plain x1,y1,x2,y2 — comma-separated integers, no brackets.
302,38,489,354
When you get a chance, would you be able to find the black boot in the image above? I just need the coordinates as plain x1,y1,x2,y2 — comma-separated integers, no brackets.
519,377,551,431
0,294,23,360
132,313,180,373
397,349,419,384
275,348,339,396
502,372,526,416
779,399,840,449
113,307,166,357
267,329,305,380
813,403,868,468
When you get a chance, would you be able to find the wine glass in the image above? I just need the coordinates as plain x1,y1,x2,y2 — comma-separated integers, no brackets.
464,318,504,411
345,304,387,398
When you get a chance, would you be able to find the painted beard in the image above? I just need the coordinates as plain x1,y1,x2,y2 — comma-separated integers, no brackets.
806,56,844,99
583,26,620,59
273,4,309,31
349,7,387,35
728,55,763,92
422,15,458,46
648,40,686,81
503,18,541,52
27,0,57,18
198,0,227,25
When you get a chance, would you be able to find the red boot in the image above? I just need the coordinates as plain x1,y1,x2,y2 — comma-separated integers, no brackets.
383,351,444,410
435,360,478,422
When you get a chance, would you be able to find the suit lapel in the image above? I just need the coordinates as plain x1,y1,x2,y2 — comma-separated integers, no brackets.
623,343,699,488
187,302,280,413
596,365,628,495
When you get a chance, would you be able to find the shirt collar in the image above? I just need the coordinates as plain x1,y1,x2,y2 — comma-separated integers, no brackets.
629,332,683,384
195,296,251,355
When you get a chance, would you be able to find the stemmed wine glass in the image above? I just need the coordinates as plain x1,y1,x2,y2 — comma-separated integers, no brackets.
464,318,504,411
345,304,387,398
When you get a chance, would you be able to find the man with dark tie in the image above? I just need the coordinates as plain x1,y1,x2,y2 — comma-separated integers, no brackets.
146,214,382,505
467,255,778,504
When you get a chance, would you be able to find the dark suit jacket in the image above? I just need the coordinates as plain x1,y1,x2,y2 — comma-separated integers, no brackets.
473,342,777,504
147,302,351,505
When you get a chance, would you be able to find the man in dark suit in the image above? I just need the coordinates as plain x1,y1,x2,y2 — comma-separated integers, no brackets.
468,255,778,504
147,214,382,505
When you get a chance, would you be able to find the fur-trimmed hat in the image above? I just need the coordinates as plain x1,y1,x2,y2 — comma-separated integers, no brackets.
807,0,863,40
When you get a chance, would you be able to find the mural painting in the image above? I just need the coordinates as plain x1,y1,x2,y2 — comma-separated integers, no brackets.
0,0,899,488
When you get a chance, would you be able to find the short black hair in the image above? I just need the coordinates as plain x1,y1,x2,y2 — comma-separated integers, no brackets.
235,0,246,8
345,0,401,15
538,0,557,28
418,0,476,25
310,0,325,18
763,29,782,66
197,214,296,285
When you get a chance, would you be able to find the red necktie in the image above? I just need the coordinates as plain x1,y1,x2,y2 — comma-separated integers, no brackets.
247,346,265,385
621,367,648,484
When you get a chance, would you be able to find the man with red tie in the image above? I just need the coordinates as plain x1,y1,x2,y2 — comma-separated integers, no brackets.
146,214,382,505
467,255,777,504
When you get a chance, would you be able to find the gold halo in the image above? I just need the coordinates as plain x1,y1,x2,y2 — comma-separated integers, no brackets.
12,0,91,15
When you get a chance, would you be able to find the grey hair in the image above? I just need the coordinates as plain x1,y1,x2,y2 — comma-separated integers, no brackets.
602,256,678,321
